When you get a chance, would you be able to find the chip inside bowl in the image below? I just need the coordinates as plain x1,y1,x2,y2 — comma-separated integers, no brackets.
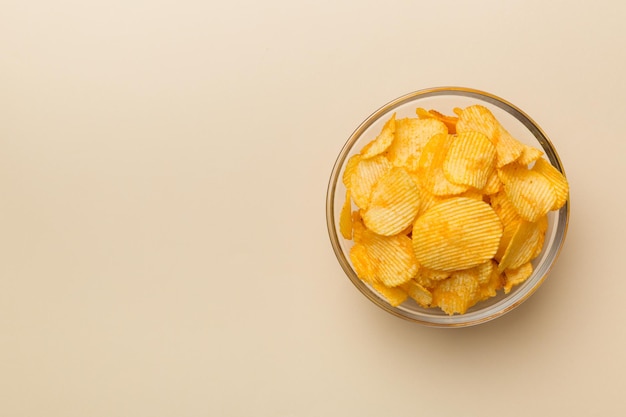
339,103,569,316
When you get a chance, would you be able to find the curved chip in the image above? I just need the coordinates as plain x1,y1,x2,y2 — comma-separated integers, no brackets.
456,104,499,143
350,154,392,209
504,262,534,294
360,114,396,159
532,158,569,210
407,280,433,307
385,118,448,171
497,217,548,272
443,131,497,189
417,133,469,196
416,108,458,134
499,163,556,222
432,272,480,315
412,197,503,271
517,144,543,166
362,167,421,236
372,281,409,307
342,154,362,188
494,127,524,167
339,189,353,239
351,231,418,287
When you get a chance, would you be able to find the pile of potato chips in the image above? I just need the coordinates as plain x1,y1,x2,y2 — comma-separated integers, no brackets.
340,105,568,315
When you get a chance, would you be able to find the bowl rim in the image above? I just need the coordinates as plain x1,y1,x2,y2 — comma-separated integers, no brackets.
326,86,570,328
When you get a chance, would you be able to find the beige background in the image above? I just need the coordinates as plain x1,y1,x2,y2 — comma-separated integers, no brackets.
2,1,625,416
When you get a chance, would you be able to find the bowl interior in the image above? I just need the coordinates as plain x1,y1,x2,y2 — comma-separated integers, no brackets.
327,87,569,327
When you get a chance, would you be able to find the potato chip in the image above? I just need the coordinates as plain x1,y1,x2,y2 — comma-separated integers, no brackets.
339,189,353,239
490,190,521,228
352,230,418,287
372,282,409,307
477,266,504,302
360,114,396,159
432,272,480,315
494,127,525,167
342,154,362,188
456,104,499,142
414,267,450,288
499,163,556,222
362,167,421,236
443,131,497,189
407,280,433,307
412,197,503,271
385,117,448,171
417,133,469,196
532,158,569,210
350,154,393,209
504,262,533,294
517,144,543,166
350,243,378,285
351,210,366,244
498,217,547,272
416,108,458,134
482,168,503,195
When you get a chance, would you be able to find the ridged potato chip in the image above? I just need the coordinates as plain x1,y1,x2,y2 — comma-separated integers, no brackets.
407,280,433,307
477,265,504,302
352,230,418,287
362,167,420,236
494,127,525,167
417,133,469,196
499,163,556,222
532,158,569,210
432,272,480,315
339,189,353,239
498,216,548,272
351,210,366,244
504,262,533,294
414,267,450,288
443,131,496,189
385,117,448,171
372,281,409,307
360,114,396,159
342,154,362,188
412,197,503,271
350,154,392,209
456,104,499,142
517,144,543,166
416,108,458,134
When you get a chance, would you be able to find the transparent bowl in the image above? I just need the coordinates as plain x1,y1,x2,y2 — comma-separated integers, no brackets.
326,87,570,327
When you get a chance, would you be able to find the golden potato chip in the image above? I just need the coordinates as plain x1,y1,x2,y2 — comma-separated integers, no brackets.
443,131,497,189
482,168,503,195
532,158,569,210
351,210,366,244
372,282,409,307
360,114,396,159
350,243,377,285
362,167,420,236
407,280,433,307
339,189,353,239
416,108,458,134
499,163,556,222
477,266,504,302
352,231,418,287
432,272,480,315
498,217,547,272
385,118,448,171
494,127,524,167
494,218,521,262
412,197,503,271
490,190,521,228
473,260,496,285
504,262,533,294
414,267,450,288
531,215,549,259
342,154,362,188
517,144,543,166
417,133,469,196
456,104,499,143
350,154,392,209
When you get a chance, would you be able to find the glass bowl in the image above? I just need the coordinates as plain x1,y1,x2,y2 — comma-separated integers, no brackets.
326,87,569,327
